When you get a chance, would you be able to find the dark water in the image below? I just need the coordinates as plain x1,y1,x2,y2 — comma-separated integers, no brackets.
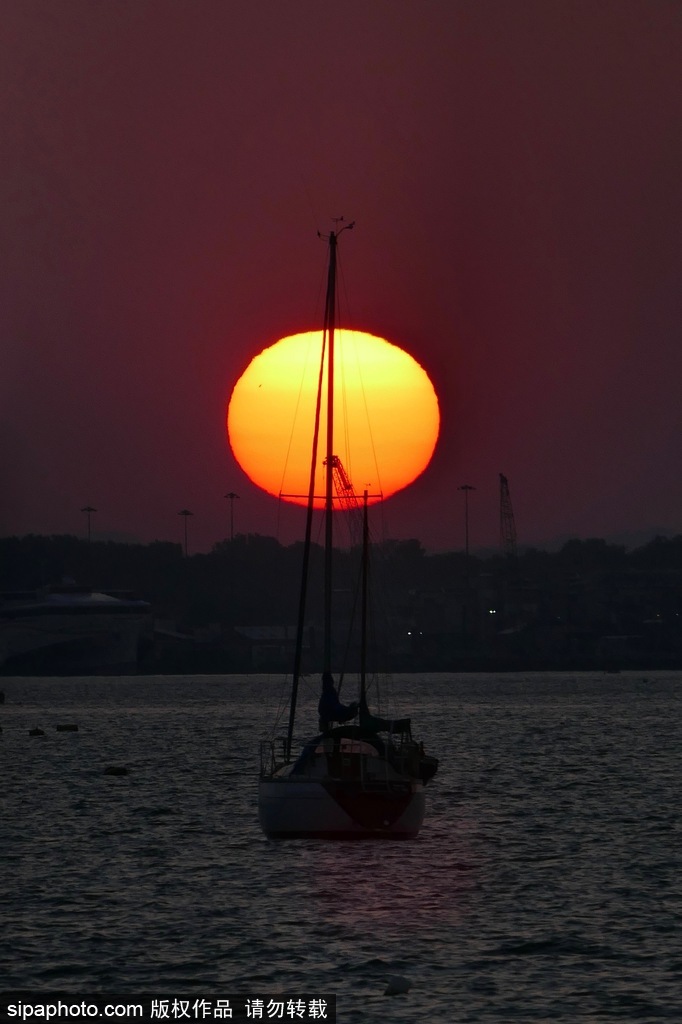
2,672,681,1022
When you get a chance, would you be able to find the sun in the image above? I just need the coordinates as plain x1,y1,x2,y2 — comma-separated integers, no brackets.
227,329,440,507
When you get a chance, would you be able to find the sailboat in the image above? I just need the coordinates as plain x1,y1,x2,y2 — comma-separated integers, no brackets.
258,222,438,839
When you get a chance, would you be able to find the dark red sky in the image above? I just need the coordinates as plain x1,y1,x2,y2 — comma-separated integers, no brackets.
2,1,681,554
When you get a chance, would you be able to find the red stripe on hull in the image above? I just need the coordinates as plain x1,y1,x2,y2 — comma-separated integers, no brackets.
324,782,414,832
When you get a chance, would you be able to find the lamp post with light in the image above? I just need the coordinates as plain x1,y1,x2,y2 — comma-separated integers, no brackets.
224,492,240,542
80,506,97,543
458,485,475,566
178,509,193,557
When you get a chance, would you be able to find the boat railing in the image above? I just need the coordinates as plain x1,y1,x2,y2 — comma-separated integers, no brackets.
259,738,289,777
387,737,423,778
323,736,423,788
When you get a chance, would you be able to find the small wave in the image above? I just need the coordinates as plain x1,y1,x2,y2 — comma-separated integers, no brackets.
488,935,615,958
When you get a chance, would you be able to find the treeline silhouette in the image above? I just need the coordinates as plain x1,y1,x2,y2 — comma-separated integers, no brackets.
2,532,682,670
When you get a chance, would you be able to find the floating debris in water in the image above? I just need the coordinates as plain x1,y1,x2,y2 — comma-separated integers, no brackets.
56,724,79,732
384,976,410,996
104,766,129,776
29,728,45,737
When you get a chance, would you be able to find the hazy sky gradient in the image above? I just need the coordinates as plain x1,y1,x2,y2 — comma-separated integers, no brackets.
2,0,681,552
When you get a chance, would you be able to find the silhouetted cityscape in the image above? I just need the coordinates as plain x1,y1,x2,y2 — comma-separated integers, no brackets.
2,532,681,674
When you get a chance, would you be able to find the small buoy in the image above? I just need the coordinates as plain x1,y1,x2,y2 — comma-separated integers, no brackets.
104,766,129,776
29,727,45,737
56,724,79,732
384,976,410,996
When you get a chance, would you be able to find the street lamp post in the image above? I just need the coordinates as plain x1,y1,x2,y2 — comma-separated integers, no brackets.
458,485,475,563
224,492,240,542
80,506,97,543
178,509,193,557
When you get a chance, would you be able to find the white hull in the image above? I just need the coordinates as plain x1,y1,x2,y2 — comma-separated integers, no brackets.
259,775,426,839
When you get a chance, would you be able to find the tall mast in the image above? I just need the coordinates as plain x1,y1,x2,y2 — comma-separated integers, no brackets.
321,219,354,675
285,316,327,760
360,489,369,709
322,230,337,674
286,222,353,757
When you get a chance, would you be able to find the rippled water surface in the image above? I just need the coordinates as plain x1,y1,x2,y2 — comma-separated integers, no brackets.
2,672,681,1022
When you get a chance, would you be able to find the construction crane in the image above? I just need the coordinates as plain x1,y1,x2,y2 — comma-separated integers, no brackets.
324,455,363,544
326,456,361,513
499,473,518,559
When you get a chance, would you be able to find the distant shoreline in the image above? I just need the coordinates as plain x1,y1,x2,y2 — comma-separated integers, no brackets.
3,653,682,678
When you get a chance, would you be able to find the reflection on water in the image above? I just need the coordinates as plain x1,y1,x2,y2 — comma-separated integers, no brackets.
301,828,475,937
2,672,682,1022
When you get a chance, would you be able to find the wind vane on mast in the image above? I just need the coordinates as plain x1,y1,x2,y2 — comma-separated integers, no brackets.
317,216,355,240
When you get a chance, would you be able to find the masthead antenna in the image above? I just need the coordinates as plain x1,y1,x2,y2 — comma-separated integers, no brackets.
318,216,355,240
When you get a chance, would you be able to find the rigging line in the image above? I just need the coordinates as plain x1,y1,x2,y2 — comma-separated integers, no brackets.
336,247,355,330
347,329,385,498
360,534,392,660
276,232,334,503
285,312,328,759
362,542,389,709
337,334,353,481
310,252,329,332
310,219,338,340
335,250,357,481
335,532,364,699
265,671,296,740
276,330,318,501
336,241,392,502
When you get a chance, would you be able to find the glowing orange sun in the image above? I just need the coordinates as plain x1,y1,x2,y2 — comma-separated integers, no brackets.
227,329,439,507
